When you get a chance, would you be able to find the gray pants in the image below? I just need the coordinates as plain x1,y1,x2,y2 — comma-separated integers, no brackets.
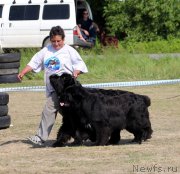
37,92,59,141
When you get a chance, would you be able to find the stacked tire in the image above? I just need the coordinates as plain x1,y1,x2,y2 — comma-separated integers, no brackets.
0,53,21,83
0,92,11,129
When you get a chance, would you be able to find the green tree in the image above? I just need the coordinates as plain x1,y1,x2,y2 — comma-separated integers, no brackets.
86,0,107,30
103,0,180,41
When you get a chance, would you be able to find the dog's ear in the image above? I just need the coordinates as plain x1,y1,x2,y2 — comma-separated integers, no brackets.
65,84,80,94
65,85,76,93
49,74,60,87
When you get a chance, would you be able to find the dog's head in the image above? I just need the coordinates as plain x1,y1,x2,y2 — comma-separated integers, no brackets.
49,73,80,96
59,84,85,107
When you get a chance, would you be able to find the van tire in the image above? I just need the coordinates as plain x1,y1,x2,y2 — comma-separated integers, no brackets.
0,62,20,69
0,53,21,63
0,68,19,75
0,92,9,105
0,74,20,84
0,105,8,117
0,115,11,129
2,48,19,54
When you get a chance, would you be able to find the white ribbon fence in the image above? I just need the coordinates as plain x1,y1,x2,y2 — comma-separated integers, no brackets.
0,79,180,92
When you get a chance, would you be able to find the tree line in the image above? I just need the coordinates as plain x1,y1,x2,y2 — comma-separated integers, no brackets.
87,0,180,41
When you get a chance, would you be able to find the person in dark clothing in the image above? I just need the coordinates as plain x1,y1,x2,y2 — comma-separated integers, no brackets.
77,9,98,45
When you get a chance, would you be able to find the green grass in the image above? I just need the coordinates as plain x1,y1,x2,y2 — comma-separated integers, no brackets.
80,51,180,84
122,38,180,53
0,39,180,88
18,50,180,85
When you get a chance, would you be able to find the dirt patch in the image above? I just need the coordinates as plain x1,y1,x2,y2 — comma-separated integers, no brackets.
0,84,180,174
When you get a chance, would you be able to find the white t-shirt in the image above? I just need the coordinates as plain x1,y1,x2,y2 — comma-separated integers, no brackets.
28,44,88,96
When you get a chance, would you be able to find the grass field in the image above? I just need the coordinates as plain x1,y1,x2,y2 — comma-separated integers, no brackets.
9,44,179,83
0,84,180,174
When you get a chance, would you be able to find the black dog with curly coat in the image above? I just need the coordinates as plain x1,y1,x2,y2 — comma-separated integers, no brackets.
50,73,153,146
50,73,130,146
60,84,152,146
50,73,91,147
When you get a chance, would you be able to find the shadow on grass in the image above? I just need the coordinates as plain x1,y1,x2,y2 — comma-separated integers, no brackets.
0,139,55,148
0,138,144,149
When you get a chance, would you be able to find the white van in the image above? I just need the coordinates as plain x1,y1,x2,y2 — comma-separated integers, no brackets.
0,0,93,52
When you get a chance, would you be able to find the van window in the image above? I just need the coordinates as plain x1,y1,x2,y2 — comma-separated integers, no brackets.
43,5,70,20
9,5,40,20
0,5,3,18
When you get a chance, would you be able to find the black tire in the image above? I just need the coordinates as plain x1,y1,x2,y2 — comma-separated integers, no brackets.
0,92,9,105
0,105,8,117
0,115,11,129
0,74,20,83
2,48,20,53
0,68,19,75
0,53,21,63
0,62,20,69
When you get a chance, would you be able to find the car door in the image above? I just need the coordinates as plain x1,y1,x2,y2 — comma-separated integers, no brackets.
40,2,76,46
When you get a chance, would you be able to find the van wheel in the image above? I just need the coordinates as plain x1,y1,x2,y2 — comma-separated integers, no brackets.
0,74,20,84
0,105,8,117
0,92,9,105
42,37,50,48
0,115,11,129
2,48,19,53
0,53,21,63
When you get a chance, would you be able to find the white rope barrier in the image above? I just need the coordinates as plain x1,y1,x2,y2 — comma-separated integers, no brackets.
0,79,180,92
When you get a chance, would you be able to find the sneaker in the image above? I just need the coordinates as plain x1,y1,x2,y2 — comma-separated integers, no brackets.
27,135,45,146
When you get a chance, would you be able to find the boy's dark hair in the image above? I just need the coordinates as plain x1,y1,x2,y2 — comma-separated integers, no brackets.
49,26,65,39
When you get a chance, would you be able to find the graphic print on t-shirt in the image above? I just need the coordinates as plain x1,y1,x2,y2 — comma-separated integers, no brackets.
44,57,61,71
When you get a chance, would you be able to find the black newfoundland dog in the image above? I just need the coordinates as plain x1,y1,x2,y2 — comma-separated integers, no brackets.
50,73,153,146
50,74,87,147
